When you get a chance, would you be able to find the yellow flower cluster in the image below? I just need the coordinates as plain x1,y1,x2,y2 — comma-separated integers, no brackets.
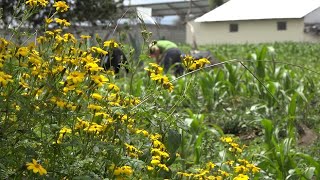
54,18,71,27
178,137,260,179
53,1,69,12
178,161,225,179
26,0,49,7
2,1,148,178
50,97,76,110
104,40,119,48
147,133,170,172
135,129,149,137
233,159,260,174
144,63,174,92
74,118,107,134
0,71,13,87
56,127,72,144
183,55,211,71
112,165,133,179
220,136,245,154
91,47,108,55
124,143,143,158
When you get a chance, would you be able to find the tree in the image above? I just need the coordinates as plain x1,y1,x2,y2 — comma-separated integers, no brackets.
67,0,124,26
208,0,225,10
0,0,124,28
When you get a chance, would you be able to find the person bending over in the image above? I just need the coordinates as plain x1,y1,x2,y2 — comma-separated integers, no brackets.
102,47,129,74
149,40,183,76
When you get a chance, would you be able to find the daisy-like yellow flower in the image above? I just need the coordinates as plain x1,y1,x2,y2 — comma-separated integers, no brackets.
0,71,13,87
45,17,53,24
91,93,103,101
75,118,90,130
55,18,71,27
84,62,104,72
91,47,108,55
136,129,149,137
233,174,249,180
87,104,103,111
59,127,72,134
107,83,120,92
113,166,133,176
26,159,47,175
84,123,105,132
26,0,49,7
16,47,29,57
91,74,109,87
53,1,69,12
221,136,233,143
67,71,85,84
103,40,119,48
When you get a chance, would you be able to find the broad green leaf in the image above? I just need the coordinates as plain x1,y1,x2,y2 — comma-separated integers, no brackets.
288,93,298,117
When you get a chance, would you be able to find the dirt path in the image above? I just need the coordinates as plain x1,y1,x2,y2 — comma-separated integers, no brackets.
298,123,318,146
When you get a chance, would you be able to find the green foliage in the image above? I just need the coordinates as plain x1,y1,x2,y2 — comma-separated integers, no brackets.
1,1,320,179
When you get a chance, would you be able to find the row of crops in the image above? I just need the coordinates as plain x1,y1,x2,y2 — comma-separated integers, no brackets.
1,1,320,179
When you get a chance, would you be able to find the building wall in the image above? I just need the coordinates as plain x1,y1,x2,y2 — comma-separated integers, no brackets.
304,7,320,24
186,18,320,45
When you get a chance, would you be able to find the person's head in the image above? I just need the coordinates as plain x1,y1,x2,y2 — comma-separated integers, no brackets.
148,41,160,58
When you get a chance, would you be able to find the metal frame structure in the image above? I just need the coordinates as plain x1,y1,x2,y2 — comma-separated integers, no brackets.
124,0,210,19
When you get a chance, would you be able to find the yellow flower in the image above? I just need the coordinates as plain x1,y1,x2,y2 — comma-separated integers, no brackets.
136,129,149,137
91,75,109,87
75,118,90,130
45,17,53,24
55,18,71,27
147,166,154,171
221,136,233,143
151,159,160,165
80,35,91,39
53,1,69,12
0,71,13,87
84,123,104,132
246,163,260,173
119,166,133,175
16,47,29,57
59,127,72,134
26,0,48,7
63,33,76,43
87,104,103,111
233,174,249,180
91,47,108,55
26,159,47,175
26,0,37,7
206,162,216,170
162,81,174,92
218,170,230,177
234,165,249,174
39,0,49,6
108,83,120,92
91,93,103,101
224,160,235,166
103,40,119,48
84,62,104,72
158,163,169,171
56,100,67,108
67,71,85,84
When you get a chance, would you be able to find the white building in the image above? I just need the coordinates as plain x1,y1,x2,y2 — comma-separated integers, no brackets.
186,0,320,45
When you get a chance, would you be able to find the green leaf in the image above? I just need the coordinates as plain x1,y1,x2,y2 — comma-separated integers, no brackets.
288,93,298,117
165,129,182,154
194,130,207,164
